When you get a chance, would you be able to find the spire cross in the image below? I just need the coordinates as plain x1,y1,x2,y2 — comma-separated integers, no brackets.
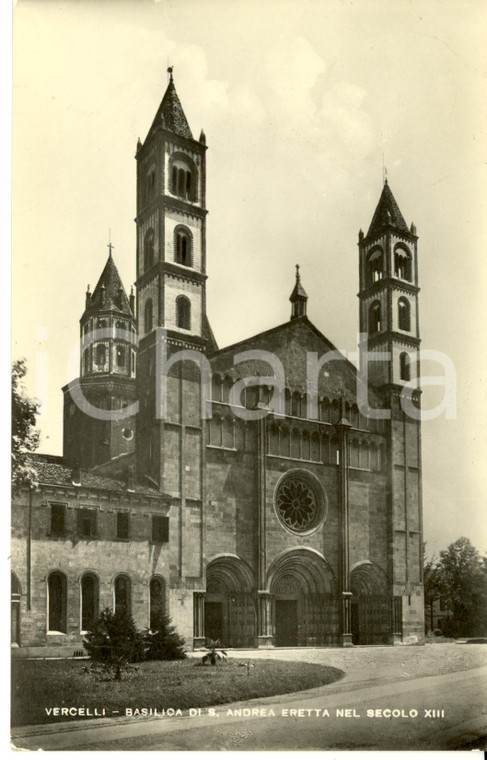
107,229,114,258
167,65,174,82
382,155,388,185
296,264,300,282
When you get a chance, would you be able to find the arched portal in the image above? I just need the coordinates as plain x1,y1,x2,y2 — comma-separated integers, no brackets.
267,549,339,647
205,556,256,648
350,562,392,645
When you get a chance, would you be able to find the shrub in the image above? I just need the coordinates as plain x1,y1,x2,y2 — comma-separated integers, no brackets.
83,608,146,680
201,639,227,666
142,613,187,661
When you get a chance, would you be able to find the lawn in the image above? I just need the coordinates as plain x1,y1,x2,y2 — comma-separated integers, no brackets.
11,657,344,727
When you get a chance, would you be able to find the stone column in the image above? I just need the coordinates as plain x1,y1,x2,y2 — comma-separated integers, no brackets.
257,591,273,648
193,592,206,650
336,409,353,647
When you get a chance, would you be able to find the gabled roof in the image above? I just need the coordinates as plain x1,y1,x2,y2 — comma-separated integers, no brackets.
367,181,410,238
26,454,159,496
83,254,133,319
145,73,193,143
209,316,384,406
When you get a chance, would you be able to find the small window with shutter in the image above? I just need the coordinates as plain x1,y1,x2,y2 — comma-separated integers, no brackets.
151,515,169,543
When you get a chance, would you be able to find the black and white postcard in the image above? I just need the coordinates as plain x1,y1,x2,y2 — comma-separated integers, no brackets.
10,0,487,752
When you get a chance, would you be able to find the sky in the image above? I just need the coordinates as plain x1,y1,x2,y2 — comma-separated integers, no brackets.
11,0,487,557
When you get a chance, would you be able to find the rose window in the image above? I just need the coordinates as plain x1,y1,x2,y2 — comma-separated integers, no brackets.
276,475,321,533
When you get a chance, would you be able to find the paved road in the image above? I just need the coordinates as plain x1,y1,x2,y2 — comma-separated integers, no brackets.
12,663,487,751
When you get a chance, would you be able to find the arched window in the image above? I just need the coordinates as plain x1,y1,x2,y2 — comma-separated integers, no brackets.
311,432,321,461
176,296,191,330
279,427,290,457
146,168,156,202
394,248,412,281
83,348,90,374
320,398,330,422
11,573,21,645
350,440,360,468
144,229,155,271
359,441,370,469
291,392,301,417
367,249,384,284
291,429,301,459
171,157,196,201
268,424,279,456
81,573,99,632
114,574,131,616
284,389,291,416
174,227,192,266
400,352,411,381
116,346,126,368
369,445,379,471
368,301,381,334
398,298,411,331
95,344,106,367
144,299,153,333
48,571,67,633
222,417,235,449
149,577,166,630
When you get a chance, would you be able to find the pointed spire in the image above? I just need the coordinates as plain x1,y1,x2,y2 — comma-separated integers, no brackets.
366,181,409,238
83,252,133,318
290,264,308,320
145,67,193,142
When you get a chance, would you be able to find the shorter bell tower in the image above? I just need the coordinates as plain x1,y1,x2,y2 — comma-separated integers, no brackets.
63,246,137,473
358,181,424,642
358,179,420,389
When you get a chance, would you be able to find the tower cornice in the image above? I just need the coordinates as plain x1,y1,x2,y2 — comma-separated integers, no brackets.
134,194,208,222
358,278,420,299
360,332,421,349
361,226,418,247
138,126,207,159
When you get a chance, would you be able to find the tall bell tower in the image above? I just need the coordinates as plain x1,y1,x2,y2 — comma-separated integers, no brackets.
135,69,216,489
135,68,211,350
358,180,424,642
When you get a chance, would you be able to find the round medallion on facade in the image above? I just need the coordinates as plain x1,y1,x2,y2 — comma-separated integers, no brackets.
274,470,326,535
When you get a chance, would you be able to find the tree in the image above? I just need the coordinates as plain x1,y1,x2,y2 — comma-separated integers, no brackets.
142,613,187,661
423,547,441,634
12,359,40,496
83,608,146,680
434,537,487,638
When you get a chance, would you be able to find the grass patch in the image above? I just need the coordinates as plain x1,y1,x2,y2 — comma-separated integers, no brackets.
11,658,344,727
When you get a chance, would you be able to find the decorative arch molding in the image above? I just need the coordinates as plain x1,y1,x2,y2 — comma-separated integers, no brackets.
266,547,337,595
206,554,255,594
350,561,388,596
76,569,100,583
366,245,385,284
173,224,193,267
393,242,412,255
169,151,198,202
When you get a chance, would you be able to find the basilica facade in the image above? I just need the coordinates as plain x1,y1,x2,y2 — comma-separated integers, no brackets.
11,73,424,657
